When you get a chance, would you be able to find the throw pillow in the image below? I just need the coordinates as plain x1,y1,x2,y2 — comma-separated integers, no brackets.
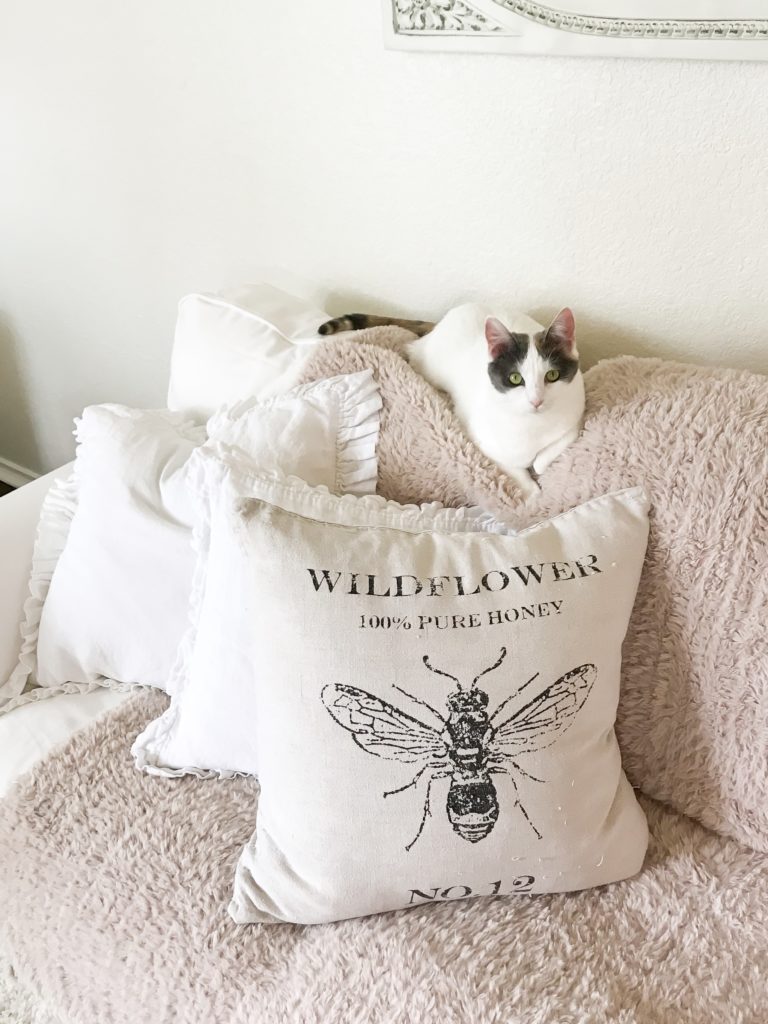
135,449,650,926
0,371,380,713
167,283,328,420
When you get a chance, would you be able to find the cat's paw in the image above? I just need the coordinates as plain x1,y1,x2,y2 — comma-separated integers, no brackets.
509,470,540,500
532,428,580,476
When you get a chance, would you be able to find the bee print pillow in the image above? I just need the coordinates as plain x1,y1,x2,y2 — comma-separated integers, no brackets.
181,448,650,924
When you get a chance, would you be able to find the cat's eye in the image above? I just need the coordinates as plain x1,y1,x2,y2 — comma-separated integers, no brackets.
545,369,560,383
508,372,523,387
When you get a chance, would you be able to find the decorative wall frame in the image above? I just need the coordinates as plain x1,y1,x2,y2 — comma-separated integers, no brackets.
383,1,768,61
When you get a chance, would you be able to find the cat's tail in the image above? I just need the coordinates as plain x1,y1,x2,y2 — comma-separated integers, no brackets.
318,313,434,338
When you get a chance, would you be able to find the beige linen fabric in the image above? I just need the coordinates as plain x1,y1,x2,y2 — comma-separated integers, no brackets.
190,453,654,924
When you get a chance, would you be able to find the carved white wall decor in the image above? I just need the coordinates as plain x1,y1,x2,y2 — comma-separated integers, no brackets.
383,1,768,60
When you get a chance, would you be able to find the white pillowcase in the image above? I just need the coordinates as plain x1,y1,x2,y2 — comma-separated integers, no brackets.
0,371,381,713
167,284,328,420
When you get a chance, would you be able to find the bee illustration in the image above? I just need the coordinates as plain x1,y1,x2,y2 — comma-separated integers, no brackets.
321,648,596,851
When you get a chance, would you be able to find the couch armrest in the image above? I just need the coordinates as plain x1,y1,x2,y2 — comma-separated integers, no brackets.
0,466,73,683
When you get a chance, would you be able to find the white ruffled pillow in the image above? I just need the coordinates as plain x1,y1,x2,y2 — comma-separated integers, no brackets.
0,371,381,713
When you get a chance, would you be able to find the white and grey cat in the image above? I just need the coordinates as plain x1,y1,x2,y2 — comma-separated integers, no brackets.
318,304,585,496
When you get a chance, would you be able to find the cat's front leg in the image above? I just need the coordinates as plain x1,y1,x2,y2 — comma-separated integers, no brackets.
504,466,540,499
532,427,580,477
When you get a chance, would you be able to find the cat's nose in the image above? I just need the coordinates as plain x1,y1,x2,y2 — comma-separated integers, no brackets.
530,397,543,409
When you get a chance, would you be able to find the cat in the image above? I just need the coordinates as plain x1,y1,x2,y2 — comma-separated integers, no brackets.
318,304,585,497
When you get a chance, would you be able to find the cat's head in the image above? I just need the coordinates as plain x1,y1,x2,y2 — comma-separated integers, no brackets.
485,309,579,414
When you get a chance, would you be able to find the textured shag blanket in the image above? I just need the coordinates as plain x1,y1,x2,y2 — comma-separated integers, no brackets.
301,333,768,855
1,340,767,1023
1,691,767,1024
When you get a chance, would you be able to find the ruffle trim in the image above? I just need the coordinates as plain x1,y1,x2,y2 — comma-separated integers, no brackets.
206,369,382,498
329,370,381,497
190,445,518,536
197,448,647,538
131,453,224,778
0,677,146,716
0,472,79,716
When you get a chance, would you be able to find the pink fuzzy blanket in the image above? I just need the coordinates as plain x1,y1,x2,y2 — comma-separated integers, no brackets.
301,333,768,854
0,340,766,1024
1,691,767,1024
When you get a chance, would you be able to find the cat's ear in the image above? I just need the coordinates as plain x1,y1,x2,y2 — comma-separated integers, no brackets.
545,308,578,358
485,317,512,360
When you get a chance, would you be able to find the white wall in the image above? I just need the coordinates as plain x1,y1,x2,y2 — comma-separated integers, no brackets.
1,0,767,475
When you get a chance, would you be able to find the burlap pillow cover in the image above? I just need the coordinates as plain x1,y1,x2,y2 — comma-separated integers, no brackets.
155,448,650,925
